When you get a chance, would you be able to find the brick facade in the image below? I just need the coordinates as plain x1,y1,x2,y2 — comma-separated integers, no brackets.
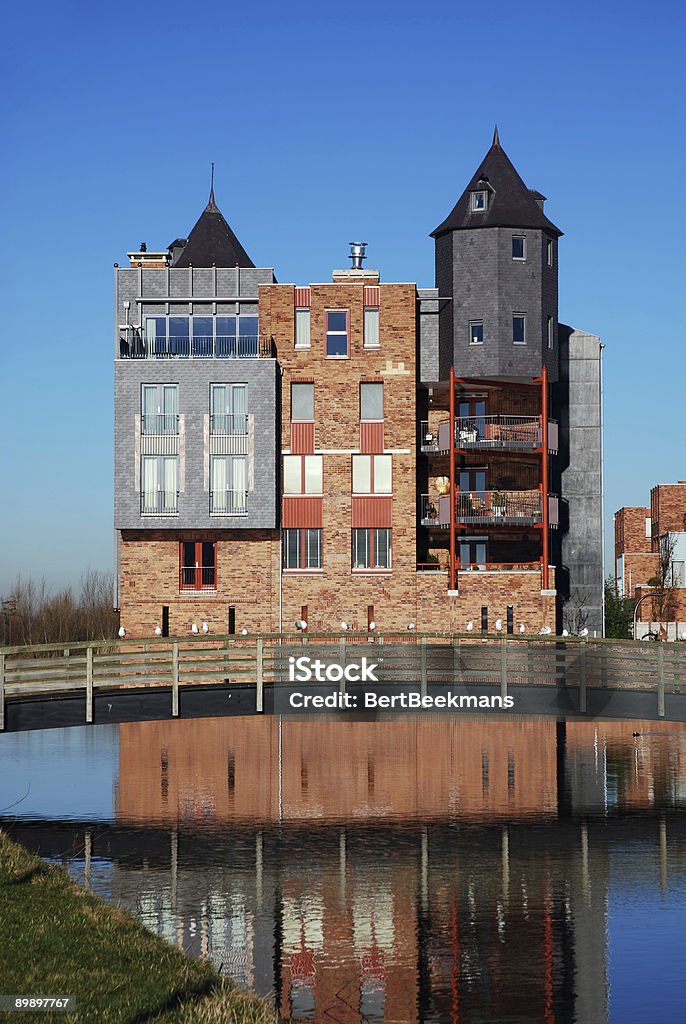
651,483,686,542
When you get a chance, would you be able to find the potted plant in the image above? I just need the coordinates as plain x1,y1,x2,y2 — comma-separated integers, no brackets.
491,490,506,517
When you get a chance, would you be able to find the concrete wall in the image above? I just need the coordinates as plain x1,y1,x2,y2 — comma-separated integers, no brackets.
557,328,604,635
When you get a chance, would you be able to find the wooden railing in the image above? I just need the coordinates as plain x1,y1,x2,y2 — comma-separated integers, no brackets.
2,634,686,729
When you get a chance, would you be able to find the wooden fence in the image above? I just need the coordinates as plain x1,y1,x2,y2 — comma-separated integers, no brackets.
1,633,686,730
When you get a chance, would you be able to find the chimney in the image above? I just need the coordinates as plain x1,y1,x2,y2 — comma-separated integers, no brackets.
332,241,379,282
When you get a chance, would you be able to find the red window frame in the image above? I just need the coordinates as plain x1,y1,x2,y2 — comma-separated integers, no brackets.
282,528,323,570
179,541,217,591
352,528,392,570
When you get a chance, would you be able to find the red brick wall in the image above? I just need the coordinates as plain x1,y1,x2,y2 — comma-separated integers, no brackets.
614,506,651,556
651,484,686,543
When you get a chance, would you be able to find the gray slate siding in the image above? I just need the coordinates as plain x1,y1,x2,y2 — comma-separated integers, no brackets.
449,227,559,379
114,359,277,530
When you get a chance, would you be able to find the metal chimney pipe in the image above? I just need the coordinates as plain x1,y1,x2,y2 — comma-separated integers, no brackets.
349,242,367,269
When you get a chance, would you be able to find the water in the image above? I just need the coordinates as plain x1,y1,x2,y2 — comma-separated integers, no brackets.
2,715,686,1023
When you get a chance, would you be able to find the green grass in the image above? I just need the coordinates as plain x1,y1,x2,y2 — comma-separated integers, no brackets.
0,830,280,1023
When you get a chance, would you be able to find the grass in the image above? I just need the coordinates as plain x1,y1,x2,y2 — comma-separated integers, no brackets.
0,830,281,1023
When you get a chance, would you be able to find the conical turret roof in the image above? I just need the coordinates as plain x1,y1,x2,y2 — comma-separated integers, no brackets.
432,129,562,238
171,185,255,268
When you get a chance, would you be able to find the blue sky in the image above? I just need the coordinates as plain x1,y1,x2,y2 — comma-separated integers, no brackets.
1,0,684,591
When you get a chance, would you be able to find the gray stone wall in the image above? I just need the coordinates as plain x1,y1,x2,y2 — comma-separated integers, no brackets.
556,327,604,636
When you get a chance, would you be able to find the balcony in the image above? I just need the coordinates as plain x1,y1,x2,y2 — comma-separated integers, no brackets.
210,414,248,435
141,491,179,515
120,334,274,360
141,414,179,435
420,416,558,454
417,560,542,573
210,490,248,515
421,490,544,527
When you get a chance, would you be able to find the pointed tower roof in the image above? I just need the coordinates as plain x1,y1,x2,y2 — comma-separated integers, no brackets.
171,174,255,268
431,131,562,238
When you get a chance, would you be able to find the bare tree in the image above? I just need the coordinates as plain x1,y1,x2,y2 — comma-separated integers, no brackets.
1,571,118,646
647,534,678,630
563,587,590,635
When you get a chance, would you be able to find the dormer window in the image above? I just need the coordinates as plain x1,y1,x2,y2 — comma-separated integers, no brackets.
471,190,487,212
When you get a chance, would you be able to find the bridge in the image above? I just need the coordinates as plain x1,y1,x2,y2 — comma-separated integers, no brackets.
1,633,686,732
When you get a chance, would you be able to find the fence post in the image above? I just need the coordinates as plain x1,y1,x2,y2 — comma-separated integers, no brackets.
420,636,428,698
172,642,179,717
500,637,508,701
579,640,587,713
256,638,264,712
657,643,665,718
339,637,346,695
0,653,5,731
453,636,461,683
86,646,93,724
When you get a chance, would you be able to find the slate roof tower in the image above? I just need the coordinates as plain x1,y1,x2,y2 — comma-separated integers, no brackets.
419,129,604,635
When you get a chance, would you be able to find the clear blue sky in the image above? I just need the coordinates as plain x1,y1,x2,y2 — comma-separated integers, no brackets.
1,0,684,592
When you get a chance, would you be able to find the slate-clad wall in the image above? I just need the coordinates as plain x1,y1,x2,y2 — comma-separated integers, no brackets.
447,227,559,381
114,359,278,530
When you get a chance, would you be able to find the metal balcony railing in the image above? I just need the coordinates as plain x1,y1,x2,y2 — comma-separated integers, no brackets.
141,414,179,435
210,414,248,435
141,491,179,515
420,416,558,453
421,490,544,527
120,335,274,360
179,566,216,590
210,490,248,515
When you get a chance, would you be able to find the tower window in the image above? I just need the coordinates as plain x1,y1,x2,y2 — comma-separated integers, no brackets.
513,315,526,345
547,239,554,266
469,321,484,345
471,191,487,212
547,316,554,349
512,236,526,260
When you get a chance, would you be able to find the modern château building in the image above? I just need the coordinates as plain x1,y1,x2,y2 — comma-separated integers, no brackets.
114,132,604,637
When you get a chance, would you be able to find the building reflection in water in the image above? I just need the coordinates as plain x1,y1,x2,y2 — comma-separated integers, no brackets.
67,716,686,1022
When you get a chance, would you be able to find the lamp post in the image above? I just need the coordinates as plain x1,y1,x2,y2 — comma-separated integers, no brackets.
633,590,665,640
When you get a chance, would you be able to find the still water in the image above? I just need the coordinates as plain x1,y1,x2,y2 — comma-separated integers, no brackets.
2,715,686,1023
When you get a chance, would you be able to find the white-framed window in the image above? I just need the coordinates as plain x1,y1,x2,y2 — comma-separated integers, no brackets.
283,528,322,570
352,528,391,570
141,384,178,435
295,308,311,349
291,382,314,421
283,454,323,495
513,314,526,345
210,455,247,514
547,316,554,349
325,310,348,357
364,307,380,348
360,382,383,420
352,454,392,494
469,320,484,345
471,191,487,212
646,517,652,539
210,383,247,435
547,239,554,266
512,235,526,260
141,456,178,514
